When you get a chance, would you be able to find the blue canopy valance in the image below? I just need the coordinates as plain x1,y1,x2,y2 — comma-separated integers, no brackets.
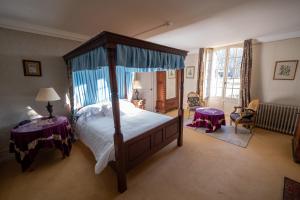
116,44,185,70
70,45,185,72
70,47,108,72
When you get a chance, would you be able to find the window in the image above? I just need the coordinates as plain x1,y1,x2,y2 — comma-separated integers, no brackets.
205,46,243,100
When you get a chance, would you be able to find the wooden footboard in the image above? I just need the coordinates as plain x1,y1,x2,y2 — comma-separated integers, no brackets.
124,117,180,171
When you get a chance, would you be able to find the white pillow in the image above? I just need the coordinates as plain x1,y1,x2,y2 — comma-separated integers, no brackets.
101,103,112,117
119,99,136,113
76,103,104,119
102,99,136,117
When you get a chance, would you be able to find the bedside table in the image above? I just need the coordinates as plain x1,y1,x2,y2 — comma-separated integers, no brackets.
9,116,72,171
131,99,146,109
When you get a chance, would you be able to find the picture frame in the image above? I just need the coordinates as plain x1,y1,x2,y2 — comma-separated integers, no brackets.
186,66,195,79
167,70,176,79
273,60,298,80
23,60,42,76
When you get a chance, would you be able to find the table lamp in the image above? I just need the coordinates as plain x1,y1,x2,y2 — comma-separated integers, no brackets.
35,87,61,118
133,80,142,100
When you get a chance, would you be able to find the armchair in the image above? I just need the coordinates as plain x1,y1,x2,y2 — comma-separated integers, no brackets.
230,99,260,133
187,92,203,119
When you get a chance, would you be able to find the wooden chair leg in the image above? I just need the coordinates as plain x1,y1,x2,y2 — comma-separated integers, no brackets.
188,110,190,119
235,124,237,133
250,123,255,134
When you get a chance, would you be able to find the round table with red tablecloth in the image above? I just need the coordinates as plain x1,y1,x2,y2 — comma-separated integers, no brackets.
187,107,226,133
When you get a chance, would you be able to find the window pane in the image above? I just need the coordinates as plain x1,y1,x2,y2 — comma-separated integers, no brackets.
210,49,225,97
216,87,222,97
229,48,236,58
227,79,234,88
237,48,243,57
225,47,243,99
225,88,232,98
232,89,240,99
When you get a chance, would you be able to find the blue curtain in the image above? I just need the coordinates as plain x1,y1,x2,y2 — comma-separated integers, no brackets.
116,44,185,70
126,71,135,99
116,66,135,99
72,67,111,109
116,66,125,98
72,66,135,109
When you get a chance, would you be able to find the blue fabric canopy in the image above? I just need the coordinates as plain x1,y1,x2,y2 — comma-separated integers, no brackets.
72,67,111,109
116,44,185,70
69,44,185,109
70,45,185,72
70,47,108,72
116,66,135,99
72,66,135,109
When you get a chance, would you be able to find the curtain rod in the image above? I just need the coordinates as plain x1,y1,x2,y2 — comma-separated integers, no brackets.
132,21,173,37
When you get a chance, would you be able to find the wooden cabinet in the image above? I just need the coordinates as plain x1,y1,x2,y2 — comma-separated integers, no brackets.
155,71,180,113
293,113,300,163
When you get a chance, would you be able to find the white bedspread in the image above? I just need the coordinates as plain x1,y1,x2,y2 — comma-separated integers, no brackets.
75,108,173,174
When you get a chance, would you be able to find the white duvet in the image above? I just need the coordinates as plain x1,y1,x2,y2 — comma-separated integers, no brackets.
75,105,173,174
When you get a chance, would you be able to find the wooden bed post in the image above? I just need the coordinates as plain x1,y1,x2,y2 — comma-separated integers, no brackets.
107,46,127,193
177,68,184,147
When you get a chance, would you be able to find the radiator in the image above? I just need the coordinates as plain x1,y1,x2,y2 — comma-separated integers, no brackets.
256,103,300,135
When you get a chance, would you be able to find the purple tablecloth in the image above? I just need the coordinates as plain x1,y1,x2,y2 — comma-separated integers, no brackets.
9,116,72,171
187,107,226,133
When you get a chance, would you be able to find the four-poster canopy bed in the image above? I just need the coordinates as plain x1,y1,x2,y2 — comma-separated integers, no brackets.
63,31,188,193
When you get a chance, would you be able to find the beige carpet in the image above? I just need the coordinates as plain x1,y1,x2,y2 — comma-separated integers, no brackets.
184,118,253,148
1,112,300,200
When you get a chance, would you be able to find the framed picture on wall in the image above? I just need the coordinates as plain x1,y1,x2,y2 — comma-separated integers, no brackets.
167,70,176,79
23,60,42,76
186,66,195,79
273,60,298,80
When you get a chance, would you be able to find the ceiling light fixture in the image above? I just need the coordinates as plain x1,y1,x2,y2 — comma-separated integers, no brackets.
133,21,173,37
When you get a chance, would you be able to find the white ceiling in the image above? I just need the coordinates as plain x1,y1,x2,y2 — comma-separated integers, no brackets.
0,0,300,51
148,0,300,51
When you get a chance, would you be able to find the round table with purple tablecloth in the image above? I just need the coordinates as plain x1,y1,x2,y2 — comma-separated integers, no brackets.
9,116,72,171
187,107,226,133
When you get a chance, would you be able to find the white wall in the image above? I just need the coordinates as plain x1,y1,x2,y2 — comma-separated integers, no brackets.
0,28,80,160
135,72,156,111
252,38,300,106
184,53,199,108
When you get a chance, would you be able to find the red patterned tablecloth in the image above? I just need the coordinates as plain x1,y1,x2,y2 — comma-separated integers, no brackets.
9,116,72,171
187,107,226,133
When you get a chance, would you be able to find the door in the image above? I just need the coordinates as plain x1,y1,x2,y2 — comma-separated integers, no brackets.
136,72,155,111
208,48,226,110
223,47,243,114
207,46,243,114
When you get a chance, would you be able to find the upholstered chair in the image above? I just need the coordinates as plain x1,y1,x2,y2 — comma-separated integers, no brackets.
187,92,203,119
230,99,260,133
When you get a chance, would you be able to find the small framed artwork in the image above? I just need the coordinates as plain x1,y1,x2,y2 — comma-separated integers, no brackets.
23,60,42,76
273,60,298,80
186,66,195,79
168,70,176,79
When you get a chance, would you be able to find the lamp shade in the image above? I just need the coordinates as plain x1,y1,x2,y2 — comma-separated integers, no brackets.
133,80,142,89
35,87,61,102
